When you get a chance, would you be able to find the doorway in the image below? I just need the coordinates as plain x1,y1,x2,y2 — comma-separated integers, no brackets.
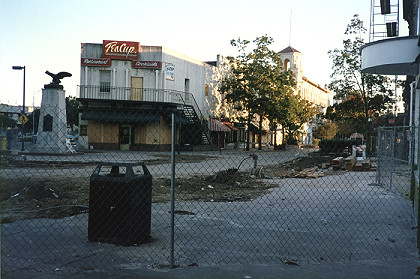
131,77,143,101
119,125,131,150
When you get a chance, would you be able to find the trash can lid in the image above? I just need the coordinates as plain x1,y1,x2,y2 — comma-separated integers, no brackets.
92,162,150,177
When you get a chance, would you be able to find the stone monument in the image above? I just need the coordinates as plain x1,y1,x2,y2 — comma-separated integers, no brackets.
32,71,72,153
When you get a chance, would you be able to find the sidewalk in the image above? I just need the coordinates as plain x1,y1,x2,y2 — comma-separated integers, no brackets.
2,174,418,278
3,259,419,279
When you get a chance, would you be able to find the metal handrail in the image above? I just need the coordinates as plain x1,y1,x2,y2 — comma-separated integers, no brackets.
169,91,212,143
78,86,190,104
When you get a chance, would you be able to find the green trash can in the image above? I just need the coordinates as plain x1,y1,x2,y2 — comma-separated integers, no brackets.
88,162,152,246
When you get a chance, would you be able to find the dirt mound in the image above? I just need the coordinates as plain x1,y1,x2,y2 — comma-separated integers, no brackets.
14,184,60,200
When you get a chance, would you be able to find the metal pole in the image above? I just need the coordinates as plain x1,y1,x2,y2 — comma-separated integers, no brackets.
416,123,420,249
391,126,396,192
410,82,415,164
416,87,420,250
21,66,26,151
32,93,35,141
170,113,176,268
410,125,416,201
377,128,382,185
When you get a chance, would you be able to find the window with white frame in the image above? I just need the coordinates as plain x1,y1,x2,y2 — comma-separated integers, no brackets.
100,70,111,93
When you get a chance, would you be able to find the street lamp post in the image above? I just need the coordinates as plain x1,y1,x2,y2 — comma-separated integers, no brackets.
12,65,26,151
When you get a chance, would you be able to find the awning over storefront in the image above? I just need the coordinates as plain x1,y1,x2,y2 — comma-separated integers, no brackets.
209,118,231,132
82,111,191,125
223,122,238,131
81,111,160,123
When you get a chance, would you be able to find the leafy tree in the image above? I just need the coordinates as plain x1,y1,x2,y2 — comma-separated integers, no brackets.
0,114,16,128
328,14,394,145
220,35,296,150
326,94,365,122
24,109,40,134
66,96,79,129
279,93,319,144
313,121,338,140
264,71,297,147
336,120,364,138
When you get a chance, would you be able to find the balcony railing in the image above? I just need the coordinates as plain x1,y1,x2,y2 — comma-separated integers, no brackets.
77,85,206,123
78,86,190,103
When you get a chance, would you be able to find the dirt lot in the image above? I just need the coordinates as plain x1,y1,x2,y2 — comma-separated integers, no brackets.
0,152,340,223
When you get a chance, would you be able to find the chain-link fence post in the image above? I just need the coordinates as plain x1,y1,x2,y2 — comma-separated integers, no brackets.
391,126,396,192
376,128,381,185
416,124,420,250
410,125,416,201
170,113,176,268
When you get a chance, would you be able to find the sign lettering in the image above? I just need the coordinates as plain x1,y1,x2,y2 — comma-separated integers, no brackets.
132,60,162,69
165,64,175,81
103,40,140,60
81,58,111,67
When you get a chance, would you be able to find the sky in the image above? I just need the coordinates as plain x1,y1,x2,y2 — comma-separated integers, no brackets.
0,0,406,107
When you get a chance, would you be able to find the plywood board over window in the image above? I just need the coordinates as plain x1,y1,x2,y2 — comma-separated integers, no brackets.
159,116,171,144
134,125,148,145
131,77,143,101
145,122,160,145
88,122,118,143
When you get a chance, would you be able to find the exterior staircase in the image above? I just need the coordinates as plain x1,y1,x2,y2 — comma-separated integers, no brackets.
180,104,212,145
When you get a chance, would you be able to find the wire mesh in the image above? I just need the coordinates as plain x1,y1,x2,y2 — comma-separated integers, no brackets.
377,126,414,198
0,105,418,276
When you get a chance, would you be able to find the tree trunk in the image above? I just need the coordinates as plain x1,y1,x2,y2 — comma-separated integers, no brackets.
258,115,262,150
274,125,277,148
362,77,370,154
364,90,369,152
282,127,285,145
246,115,251,151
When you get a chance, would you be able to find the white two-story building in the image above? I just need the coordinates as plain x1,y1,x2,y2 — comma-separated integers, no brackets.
78,40,228,150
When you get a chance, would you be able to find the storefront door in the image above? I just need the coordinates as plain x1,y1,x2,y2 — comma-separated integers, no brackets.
119,125,131,150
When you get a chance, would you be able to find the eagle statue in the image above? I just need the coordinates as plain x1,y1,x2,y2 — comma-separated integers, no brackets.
44,71,72,89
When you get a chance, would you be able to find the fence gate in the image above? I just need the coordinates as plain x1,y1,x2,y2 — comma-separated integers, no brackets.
376,126,414,198
1,107,418,276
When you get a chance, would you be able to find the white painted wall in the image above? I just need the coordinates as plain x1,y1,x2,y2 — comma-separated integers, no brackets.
279,50,304,85
80,43,223,117
203,55,240,120
161,47,207,108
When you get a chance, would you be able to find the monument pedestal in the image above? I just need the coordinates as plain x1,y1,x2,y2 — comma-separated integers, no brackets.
32,88,68,154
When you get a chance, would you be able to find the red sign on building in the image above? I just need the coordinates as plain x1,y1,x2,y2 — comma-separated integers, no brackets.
132,60,162,69
102,40,140,60
81,58,111,67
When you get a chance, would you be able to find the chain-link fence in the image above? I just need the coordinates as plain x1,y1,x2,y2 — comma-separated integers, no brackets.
1,105,418,276
376,126,414,198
